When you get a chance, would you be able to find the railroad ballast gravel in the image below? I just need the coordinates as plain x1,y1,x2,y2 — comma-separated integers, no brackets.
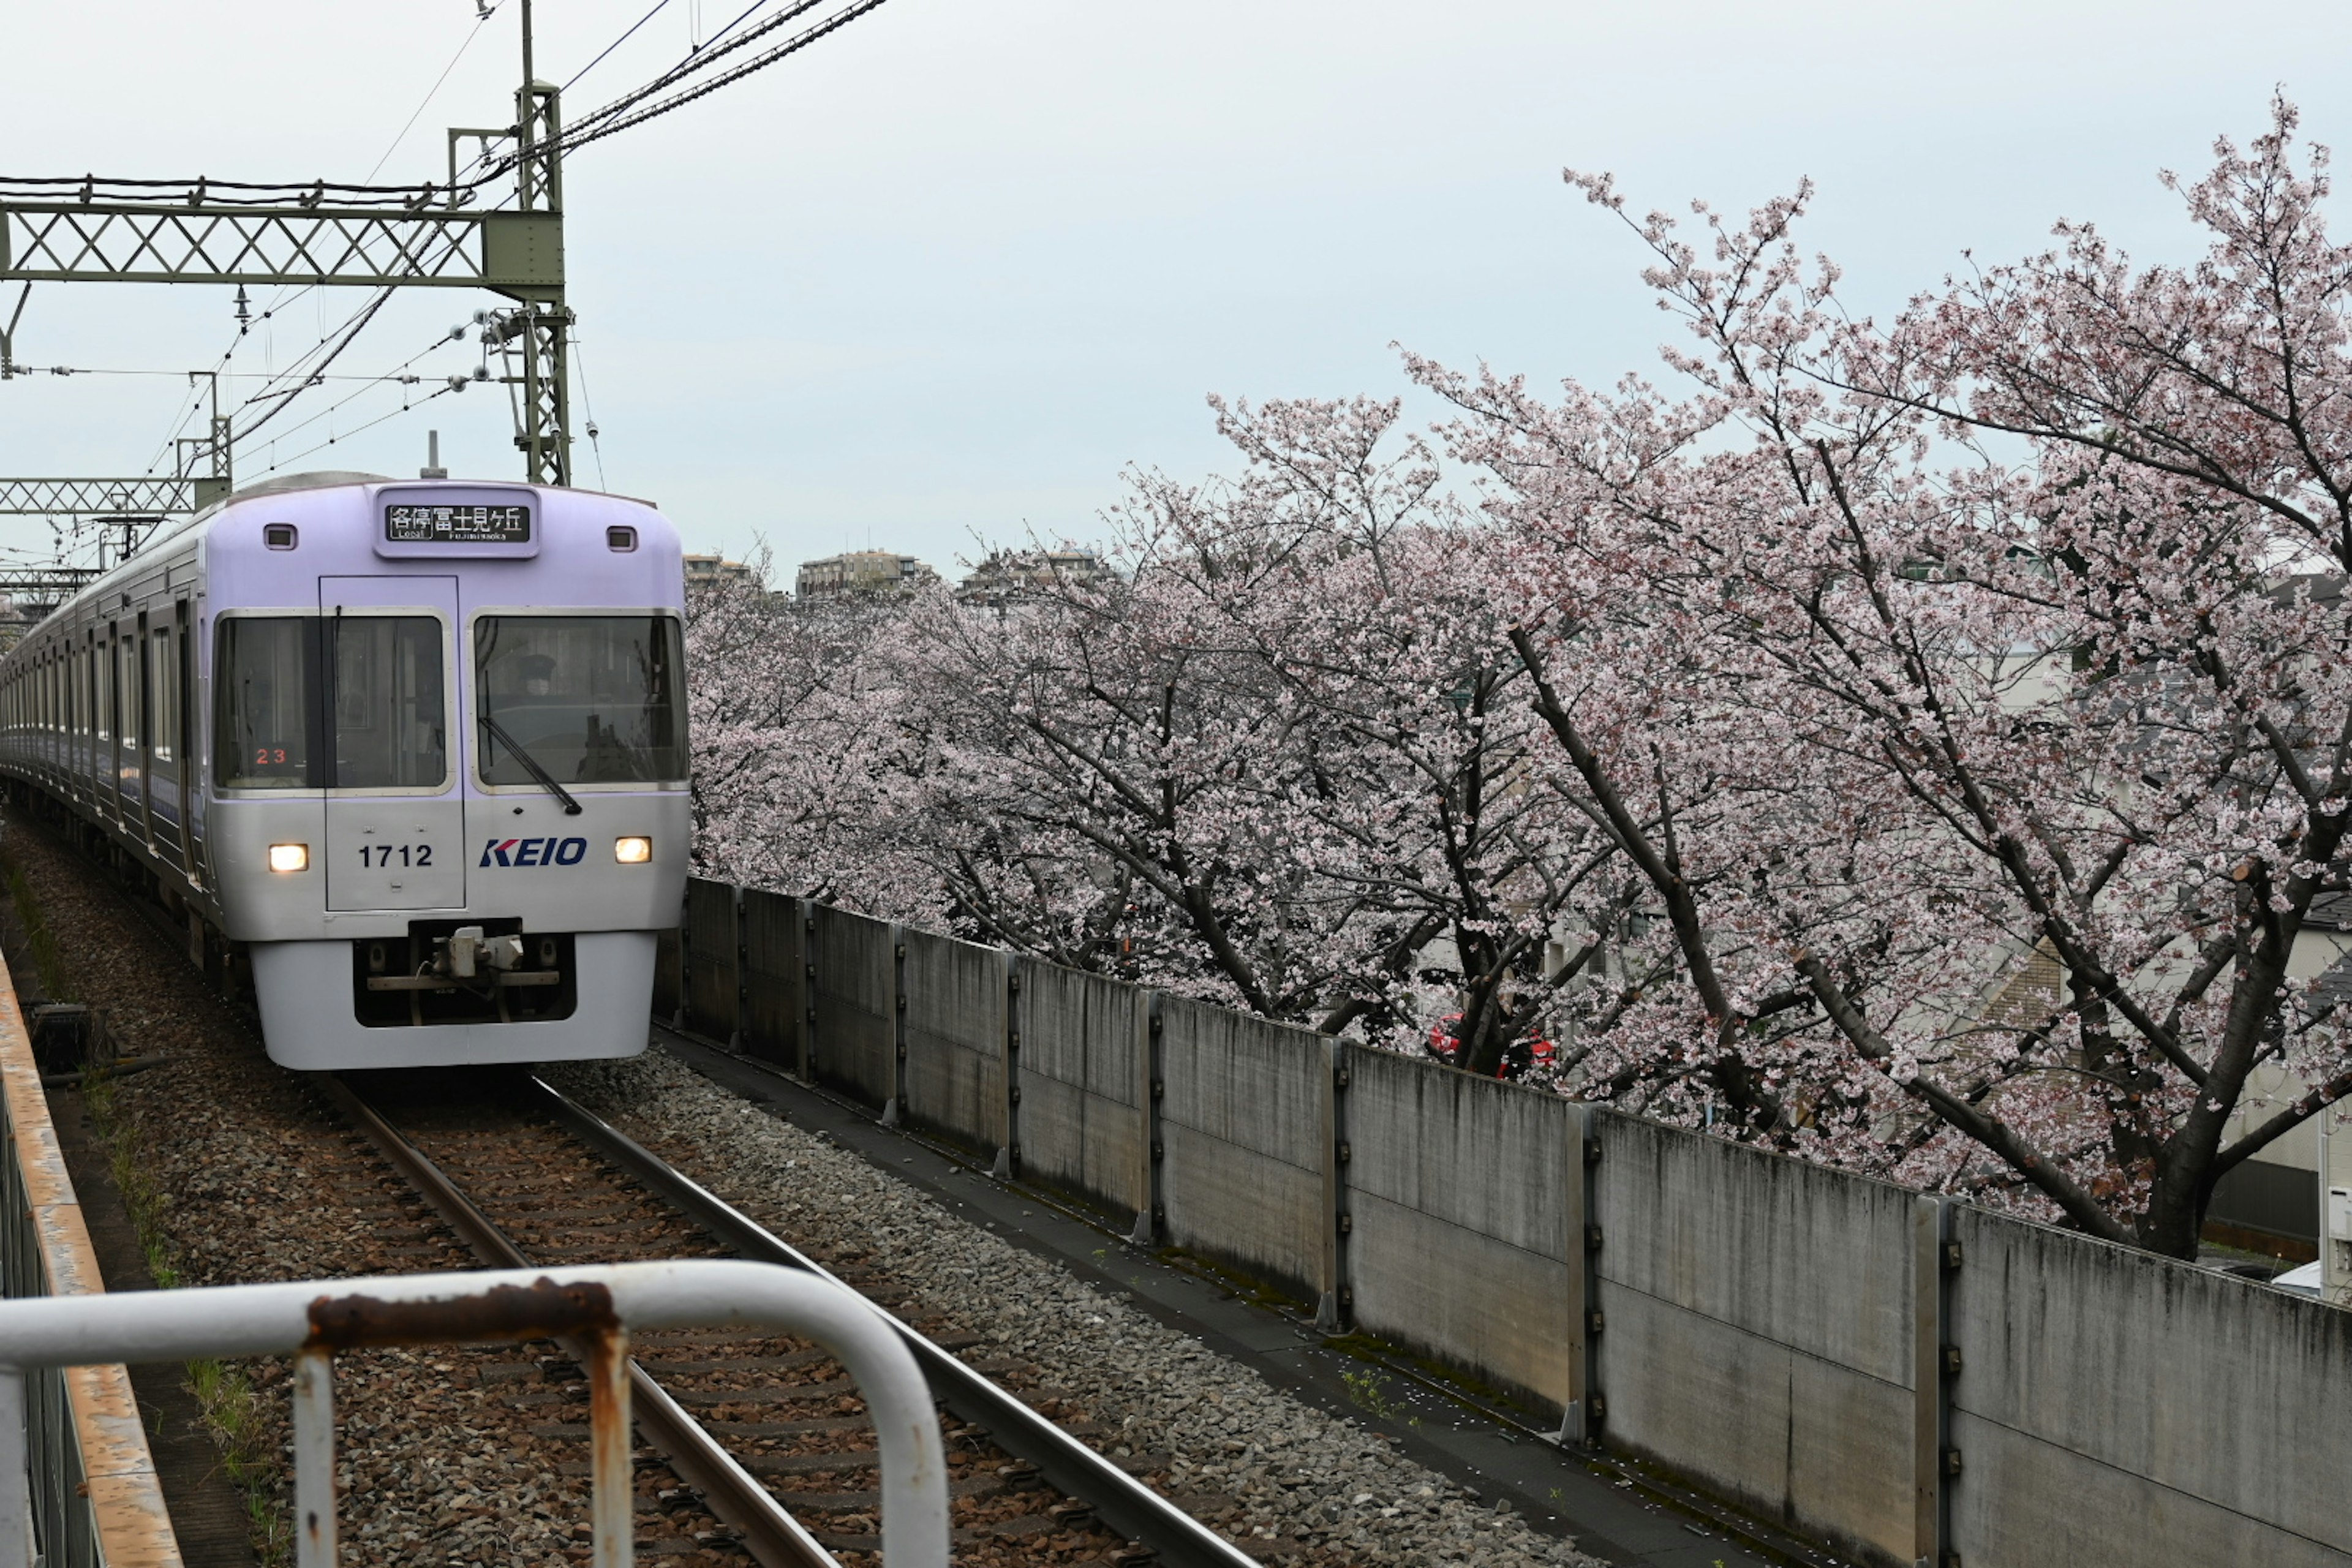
546,1050,1604,1568
8,813,1594,1566
2,824,733,1568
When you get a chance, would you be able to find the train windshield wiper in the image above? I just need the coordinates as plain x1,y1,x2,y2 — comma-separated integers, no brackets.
478,712,582,815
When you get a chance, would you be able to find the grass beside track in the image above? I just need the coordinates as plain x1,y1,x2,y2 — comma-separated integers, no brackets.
1,836,292,1568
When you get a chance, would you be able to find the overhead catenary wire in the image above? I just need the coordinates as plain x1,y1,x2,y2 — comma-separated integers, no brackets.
562,0,825,135
540,0,874,159
253,381,460,479
562,0,679,92
245,325,477,456
129,4,503,479
20,0,887,530
558,2,891,156
364,3,503,183
13,0,888,208
229,288,398,447
571,325,609,491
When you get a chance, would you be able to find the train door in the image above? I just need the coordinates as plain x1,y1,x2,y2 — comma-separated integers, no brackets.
132,614,153,846
147,614,183,860
96,625,116,823
318,576,464,912
75,641,87,793
113,620,142,835
91,633,105,809
178,602,200,881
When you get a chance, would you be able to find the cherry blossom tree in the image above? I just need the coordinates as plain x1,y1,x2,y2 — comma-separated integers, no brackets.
1414,100,2352,1255
682,101,2352,1256
886,398,1627,1067
684,553,943,921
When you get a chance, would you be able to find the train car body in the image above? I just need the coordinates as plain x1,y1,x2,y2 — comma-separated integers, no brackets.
0,472,690,1069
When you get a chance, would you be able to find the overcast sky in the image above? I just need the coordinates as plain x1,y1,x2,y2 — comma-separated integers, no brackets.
5,1,2350,582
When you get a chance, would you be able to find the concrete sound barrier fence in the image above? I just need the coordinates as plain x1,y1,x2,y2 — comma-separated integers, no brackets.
1943,1205,2352,1567
674,880,2352,1568
1152,994,1329,1303
899,927,1007,1153
1011,957,1150,1222
1587,1112,1918,1565
809,902,896,1114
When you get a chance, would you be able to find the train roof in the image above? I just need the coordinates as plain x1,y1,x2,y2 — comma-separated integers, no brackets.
6,473,669,655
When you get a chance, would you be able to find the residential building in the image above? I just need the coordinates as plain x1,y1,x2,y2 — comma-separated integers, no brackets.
683,554,758,590
953,548,1115,603
795,550,939,599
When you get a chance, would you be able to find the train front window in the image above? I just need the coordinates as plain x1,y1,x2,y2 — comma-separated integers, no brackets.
474,615,686,786
217,616,449,790
216,617,314,788
331,617,446,788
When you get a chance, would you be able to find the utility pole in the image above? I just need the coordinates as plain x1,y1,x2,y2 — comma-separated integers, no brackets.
175,370,232,509
0,0,573,526
502,0,573,484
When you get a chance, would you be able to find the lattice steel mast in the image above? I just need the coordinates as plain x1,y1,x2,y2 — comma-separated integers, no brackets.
0,0,572,516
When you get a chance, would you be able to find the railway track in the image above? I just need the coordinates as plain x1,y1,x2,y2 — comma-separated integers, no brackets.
322,1067,1257,1568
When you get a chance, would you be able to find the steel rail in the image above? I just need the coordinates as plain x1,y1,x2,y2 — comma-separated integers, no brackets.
315,1074,837,1568
521,1074,1261,1568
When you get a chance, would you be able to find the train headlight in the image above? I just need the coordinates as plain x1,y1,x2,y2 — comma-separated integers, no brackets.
615,835,652,865
268,843,309,873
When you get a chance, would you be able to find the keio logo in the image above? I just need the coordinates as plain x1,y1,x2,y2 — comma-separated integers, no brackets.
480,837,589,868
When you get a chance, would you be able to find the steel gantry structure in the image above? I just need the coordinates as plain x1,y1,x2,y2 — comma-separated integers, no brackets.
1,0,895,557
0,0,576,533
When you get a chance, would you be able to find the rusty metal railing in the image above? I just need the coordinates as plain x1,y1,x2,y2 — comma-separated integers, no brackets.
0,981,178,1568
0,1261,949,1568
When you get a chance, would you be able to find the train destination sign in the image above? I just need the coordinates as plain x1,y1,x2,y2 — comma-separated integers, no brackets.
383,503,533,545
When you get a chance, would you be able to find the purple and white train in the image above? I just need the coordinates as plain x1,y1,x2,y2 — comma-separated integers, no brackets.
0,472,690,1069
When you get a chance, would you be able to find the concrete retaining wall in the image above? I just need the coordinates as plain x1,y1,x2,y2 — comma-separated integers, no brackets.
738,889,803,1072
809,903,894,1108
901,927,1005,1153
1012,958,1145,1220
1155,995,1327,1299
1345,1049,1574,1412
676,877,2352,1568
1946,1206,2352,1567
1591,1112,1917,1566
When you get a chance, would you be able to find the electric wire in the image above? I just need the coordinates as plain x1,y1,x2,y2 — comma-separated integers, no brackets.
12,366,453,383
548,0,831,151
244,324,475,455
132,2,499,479
229,288,396,445
570,325,608,491
554,1,890,157
562,0,677,92
0,173,450,208
12,0,886,200
252,381,459,478
364,4,502,183
19,0,886,540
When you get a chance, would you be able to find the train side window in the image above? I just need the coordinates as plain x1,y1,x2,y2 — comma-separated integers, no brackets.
117,636,138,752
149,627,175,762
216,617,317,788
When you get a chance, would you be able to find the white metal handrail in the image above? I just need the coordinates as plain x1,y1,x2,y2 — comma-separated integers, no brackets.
0,1259,949,1568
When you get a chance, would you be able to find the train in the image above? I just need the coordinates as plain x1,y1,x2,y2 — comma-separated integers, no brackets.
0,470,690,1070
